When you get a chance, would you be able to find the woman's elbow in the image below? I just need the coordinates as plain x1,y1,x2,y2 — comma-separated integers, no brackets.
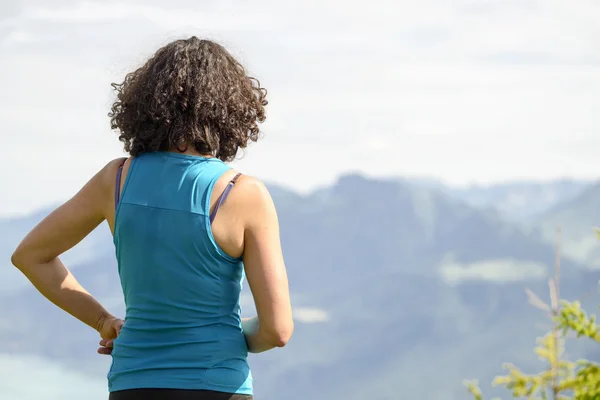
11,245,39,271
11,248,26,270
268,322,294,348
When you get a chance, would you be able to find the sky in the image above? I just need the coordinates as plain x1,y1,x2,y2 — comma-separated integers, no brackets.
1,0,599,216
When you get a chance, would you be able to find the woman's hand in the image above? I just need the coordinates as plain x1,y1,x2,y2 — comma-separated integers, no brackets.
97,315,124,355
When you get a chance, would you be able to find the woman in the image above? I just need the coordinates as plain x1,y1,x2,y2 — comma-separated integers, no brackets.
11,37,293,400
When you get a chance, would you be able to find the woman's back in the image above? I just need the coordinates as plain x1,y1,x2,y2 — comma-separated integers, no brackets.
110,152,252,394
11,36,293,400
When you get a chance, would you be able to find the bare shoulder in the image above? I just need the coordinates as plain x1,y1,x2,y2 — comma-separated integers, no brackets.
94,157,127,190
227,173,278,226
90,157,129,213
235,175,270,197
233,174,275,208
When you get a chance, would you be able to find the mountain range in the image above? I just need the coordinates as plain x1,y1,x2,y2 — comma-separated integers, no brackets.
1,176,599,400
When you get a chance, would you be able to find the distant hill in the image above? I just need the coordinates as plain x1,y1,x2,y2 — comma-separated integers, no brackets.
535,182,600,269
410,178,591,221
1,175,598,400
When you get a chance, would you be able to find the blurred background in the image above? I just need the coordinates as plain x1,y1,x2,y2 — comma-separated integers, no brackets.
1,0,599,399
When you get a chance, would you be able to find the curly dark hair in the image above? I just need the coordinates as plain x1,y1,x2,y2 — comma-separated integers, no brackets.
108,37,267,162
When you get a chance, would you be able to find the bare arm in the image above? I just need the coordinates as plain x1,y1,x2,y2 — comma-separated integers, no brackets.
10,160,121,333
239,177,294,353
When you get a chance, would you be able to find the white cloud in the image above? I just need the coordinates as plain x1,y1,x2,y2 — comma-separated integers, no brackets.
0,29,56,47
0,0,599,215
293,307,329,323
0,354,107,400
439,258,548,284
21,1,280,30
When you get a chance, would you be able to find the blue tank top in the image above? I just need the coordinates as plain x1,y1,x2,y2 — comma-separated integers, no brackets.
108,152,252,395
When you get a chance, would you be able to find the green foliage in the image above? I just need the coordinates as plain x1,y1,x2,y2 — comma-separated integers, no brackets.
464,380,485,400
558,301,600,342
464,229,600,400
465,298,599,400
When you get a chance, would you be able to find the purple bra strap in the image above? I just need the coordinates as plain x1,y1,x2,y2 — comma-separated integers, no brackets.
210,173,242,224
114,159,126,209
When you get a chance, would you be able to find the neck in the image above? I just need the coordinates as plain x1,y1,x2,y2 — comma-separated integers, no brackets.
168,147,213,158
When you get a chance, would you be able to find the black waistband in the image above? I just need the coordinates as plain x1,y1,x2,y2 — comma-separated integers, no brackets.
109,388,253,400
